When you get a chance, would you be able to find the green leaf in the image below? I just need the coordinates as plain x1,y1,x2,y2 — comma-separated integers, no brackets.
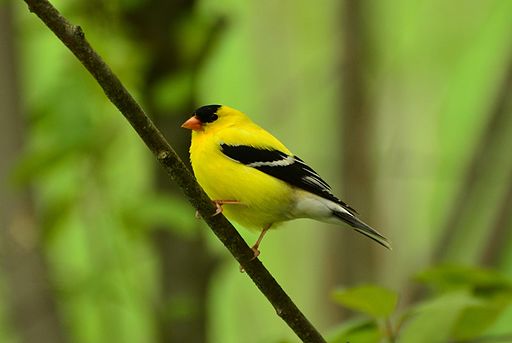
398,290,480,343
483,303,512,336
452,295,512,340
402,266,512,342
332,285,398,318
329,318,381,343
416,265,512,294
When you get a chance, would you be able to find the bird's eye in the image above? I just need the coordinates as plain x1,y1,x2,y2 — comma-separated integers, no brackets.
194,104,221,123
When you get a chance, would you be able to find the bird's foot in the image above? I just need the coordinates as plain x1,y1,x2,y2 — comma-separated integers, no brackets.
250,246,261,261
194,199,241,219
239,245,263,273
249,225,270,260
211,199,242,217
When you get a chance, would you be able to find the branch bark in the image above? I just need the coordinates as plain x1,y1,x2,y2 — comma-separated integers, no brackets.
20,0,326,342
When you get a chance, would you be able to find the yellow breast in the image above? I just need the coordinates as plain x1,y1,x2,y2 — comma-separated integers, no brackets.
189,131,295,231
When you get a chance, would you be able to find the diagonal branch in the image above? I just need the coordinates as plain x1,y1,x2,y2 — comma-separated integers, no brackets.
20,0,326,342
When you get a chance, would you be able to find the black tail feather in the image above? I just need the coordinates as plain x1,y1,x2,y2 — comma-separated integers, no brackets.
333,210,391,250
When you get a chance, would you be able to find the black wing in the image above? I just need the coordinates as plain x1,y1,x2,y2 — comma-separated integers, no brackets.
220,144,357,214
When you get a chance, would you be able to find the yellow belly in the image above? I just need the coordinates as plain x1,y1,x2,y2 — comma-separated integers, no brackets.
191,142,294,231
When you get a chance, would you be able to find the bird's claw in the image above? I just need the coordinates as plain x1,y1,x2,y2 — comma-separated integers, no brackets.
211,200,242,217
212,201,224,217
250,246,260,261
239,246,261,273
195,200,239,218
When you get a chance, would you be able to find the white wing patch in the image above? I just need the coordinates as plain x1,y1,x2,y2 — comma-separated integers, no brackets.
247,155,295,167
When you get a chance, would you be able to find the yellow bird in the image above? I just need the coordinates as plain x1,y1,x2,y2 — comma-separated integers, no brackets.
182,105,390,257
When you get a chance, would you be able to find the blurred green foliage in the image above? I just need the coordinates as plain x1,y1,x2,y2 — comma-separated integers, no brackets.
333,285,398,319
2,0,512,342
331,265,512,343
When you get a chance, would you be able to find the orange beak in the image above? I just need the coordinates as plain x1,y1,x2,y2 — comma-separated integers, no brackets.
181,116,203,131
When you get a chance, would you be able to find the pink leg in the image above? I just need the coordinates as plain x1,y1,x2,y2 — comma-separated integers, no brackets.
240,224,272,272
195,199,242,219
250,224,272,260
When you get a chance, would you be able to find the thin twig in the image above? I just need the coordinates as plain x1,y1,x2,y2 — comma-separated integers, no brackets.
20,0,326,342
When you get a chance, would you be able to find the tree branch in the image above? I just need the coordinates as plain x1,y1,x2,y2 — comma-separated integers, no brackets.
20,0,326,341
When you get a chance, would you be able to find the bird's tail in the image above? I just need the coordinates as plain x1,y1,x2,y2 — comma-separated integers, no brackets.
333,210,392,250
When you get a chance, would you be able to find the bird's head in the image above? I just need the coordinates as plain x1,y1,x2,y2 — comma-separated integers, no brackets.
181,105,250,133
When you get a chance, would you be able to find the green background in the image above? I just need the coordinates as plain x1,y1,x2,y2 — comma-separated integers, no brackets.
1,0,512,342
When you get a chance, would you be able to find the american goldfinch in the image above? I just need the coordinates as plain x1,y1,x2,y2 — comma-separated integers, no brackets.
182,105,390,257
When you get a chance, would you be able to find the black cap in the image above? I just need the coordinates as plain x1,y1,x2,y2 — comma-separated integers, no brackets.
194,104,221,123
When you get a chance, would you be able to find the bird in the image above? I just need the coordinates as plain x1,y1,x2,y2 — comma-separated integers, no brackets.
182,104,391,258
